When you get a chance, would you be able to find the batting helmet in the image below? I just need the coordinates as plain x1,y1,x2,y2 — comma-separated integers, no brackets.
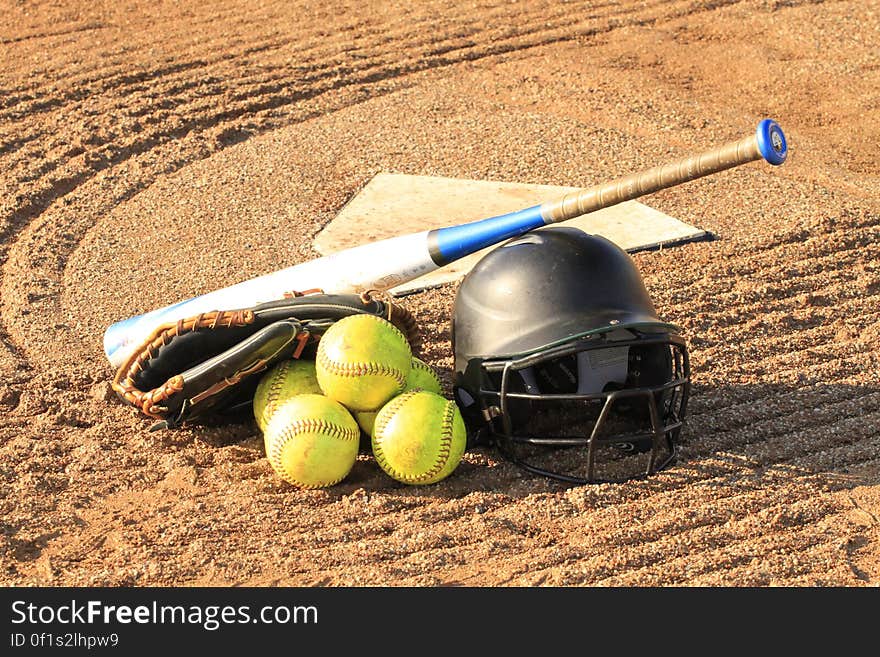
451,227,690,484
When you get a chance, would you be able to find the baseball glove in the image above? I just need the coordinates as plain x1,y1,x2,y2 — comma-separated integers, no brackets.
111,292,420,430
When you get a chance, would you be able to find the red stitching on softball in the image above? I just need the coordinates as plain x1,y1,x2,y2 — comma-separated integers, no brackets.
372,391,454,484
316,347,408,390
260,361,291,426
266,418,359,489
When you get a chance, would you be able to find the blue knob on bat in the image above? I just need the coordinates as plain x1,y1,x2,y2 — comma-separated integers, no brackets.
756,119,787,166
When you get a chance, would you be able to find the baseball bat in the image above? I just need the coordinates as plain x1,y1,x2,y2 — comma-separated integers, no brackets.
104,119,787,368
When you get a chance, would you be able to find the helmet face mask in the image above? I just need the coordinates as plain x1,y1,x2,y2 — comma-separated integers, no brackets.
458,329,690,484
451,227,692,485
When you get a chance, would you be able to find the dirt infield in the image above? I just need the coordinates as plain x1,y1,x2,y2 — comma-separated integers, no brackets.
1,0,878,586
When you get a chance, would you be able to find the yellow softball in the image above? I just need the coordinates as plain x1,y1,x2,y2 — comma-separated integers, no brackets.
263,394,360,488
316,314,412,412
253,359,321,431
355,356,443,436
371,390,466,485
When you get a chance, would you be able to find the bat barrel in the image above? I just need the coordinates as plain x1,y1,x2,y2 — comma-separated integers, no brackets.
541,119,787,224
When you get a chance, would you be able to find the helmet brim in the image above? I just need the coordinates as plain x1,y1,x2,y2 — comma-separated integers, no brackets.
471,319,681,361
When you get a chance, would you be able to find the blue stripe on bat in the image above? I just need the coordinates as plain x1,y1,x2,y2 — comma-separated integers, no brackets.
428,204,547,266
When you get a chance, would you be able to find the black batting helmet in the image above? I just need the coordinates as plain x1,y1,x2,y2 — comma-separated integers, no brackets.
451,227,690,484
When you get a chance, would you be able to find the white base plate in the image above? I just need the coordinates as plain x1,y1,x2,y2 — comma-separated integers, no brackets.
314,173,707,296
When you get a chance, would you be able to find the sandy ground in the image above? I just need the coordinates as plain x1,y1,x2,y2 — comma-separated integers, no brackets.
1,0,879,586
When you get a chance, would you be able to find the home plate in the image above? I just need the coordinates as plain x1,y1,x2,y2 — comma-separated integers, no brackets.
314,173,709,296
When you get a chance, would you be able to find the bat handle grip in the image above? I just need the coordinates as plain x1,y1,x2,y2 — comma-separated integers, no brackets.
542,119,787,224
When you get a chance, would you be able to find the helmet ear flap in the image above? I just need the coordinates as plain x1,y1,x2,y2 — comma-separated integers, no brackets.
614,342,676,422
453,385,490,447
486,367,537,431
455,364,541,442
627,342,674,388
